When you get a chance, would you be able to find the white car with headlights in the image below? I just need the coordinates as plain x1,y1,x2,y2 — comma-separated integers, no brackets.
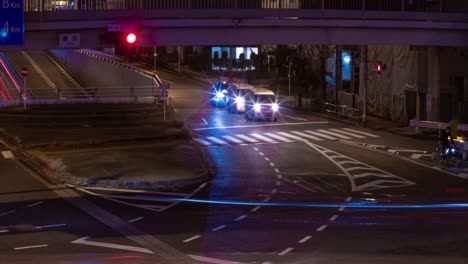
226,83,256,113
244,88,279,122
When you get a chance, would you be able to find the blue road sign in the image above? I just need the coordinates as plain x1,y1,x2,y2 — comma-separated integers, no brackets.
0,0,24,46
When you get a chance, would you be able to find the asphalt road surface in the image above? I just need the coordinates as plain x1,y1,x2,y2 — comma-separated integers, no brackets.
1,69,468,264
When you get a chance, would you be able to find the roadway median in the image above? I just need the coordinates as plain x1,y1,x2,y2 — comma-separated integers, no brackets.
0,104,211,190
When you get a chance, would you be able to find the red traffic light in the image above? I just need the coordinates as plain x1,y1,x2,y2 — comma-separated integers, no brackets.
126,33,137,44
377,64,382,72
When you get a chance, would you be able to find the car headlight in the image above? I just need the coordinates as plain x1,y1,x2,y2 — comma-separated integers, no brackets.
235,97,245,104
272,103,279,112
215,92,225,99
254,104,261,112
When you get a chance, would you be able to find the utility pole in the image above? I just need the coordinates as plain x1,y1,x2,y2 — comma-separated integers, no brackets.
362,45,368,127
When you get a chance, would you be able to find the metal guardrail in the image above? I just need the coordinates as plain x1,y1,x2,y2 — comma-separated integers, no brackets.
409,119,468,132
0,85,169,107
23,0,468,13
323,102,360,120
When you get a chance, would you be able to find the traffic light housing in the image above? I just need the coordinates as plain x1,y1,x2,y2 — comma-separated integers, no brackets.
108,32,138,58
376,62,387,75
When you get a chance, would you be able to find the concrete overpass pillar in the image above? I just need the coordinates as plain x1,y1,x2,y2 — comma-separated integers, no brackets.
427,47,441,121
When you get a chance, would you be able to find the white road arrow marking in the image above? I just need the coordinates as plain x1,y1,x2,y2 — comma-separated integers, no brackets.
71,237,154,254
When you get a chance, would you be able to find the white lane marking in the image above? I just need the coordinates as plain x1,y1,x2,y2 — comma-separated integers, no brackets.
251,206,261,212
189,254,243,264
72,237,153,254
271,189,278,194
254,148,259,151
259,152,265,156
317,129,351,139
202,118,208,125
263,196,271,202
346,166,371,172
269,162,275,167
1,151,14,159
27,201,43,207
338,207,345,211
353,172,394,179
278,247,294,256
330,215,339,221
222,135,244,144
388,149,426,154
14,244,48,250
274,168,280,173
346,197,352,202
235,134,259,143
316,225,328,232
36,224,67,229
77,186,189,196
337,160,362,166
194,138,212,146
291,131,322,141
192,121,328,131
0,230,9,233
128,217,144,223
0,210,15,216
277,132,307,141
276,181,281,186
330,129,365,139
303,130,336,140
207,136,229,145
264,133,294,143
299,236,312,243
251,133,277,143
182,235,201,243
212,225,227,231
277,175,282,178
281,113,308,121
411,154,433,159
342,128,380,138
264,157,270,161
235,215,247,221
283,179,317,193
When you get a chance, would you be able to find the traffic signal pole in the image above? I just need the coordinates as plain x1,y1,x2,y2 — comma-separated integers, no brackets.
362,45,368,127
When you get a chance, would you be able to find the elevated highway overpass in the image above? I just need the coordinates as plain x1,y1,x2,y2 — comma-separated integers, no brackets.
2,1,467,51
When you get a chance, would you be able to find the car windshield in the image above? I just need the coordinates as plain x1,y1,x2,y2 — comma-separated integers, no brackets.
256,95,276,103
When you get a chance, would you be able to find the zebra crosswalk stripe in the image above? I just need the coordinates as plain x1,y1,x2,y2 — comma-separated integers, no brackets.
303,130,336,140
236,134,259,143
342,128,380,138
264,133,294,142
317,129,352,139
277,132,307,141
330,129,365,139
194,138,211,146
207,136,229,145
251,133,277,142
291,131,322,141
222,135,244,144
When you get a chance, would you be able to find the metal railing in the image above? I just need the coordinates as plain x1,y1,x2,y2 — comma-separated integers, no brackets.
409,119,468,132
0,85,169,107
323,102,361,120
23,0,468,13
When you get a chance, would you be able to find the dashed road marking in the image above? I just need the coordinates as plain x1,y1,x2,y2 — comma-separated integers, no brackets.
274,168,280,173
269,162,275,167
235,215,247,221
36,224,66,229
264,157,270,161
212,225,227,232
276,181,281,186
183,235,201,243
0,210,15,216
128,217,144,223
251,206,261,212
0,230,9,233
330,215,339,221
27,201,43,207
222,135,243,144
316,225,327,232
342,128,380,138
14,244,48,250
298,236,312,243
338,206,346,211
1,151,14,159
278,247,294,256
